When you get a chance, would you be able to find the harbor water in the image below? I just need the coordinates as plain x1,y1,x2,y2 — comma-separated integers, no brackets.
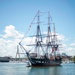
0,62,75,75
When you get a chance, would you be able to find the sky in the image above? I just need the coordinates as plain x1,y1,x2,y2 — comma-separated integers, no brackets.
0,0,75,57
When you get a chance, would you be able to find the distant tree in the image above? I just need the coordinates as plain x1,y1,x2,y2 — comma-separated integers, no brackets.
73,56,75,63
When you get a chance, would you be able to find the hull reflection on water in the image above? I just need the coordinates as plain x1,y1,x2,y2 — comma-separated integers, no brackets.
0,63,75,75
27,63,75,75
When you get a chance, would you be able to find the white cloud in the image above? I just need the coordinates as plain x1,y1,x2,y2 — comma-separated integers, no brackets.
66,42,75,56
0,25,38,57
66,47,75,56
60,43,75,56
43,32,66,41
70,43,75,46
0,25,75,57
57,33,66,41
0,25,24,57
3,25,23,39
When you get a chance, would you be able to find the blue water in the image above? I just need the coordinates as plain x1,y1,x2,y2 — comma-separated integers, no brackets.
0,63,75,75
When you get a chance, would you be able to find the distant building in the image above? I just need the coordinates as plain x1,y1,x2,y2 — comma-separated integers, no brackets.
62,53,67,56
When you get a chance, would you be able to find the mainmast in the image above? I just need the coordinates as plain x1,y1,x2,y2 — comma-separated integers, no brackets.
47,11,51,43
46,11,52,54
46,12,58,58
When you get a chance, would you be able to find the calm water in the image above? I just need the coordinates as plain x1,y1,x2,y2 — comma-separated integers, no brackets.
0,62,75,75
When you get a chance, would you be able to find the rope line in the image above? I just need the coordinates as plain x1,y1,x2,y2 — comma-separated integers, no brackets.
20,12,38,43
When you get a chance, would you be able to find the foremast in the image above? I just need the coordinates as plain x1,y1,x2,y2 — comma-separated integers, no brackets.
35,10,46,56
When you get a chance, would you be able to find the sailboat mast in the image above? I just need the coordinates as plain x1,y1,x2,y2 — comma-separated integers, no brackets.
37,10,40,42
53,24,56,57
36,10,41,55
48,11,51,43
46,11,52,54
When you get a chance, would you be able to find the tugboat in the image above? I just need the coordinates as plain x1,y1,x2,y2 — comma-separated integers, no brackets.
19,11,62,66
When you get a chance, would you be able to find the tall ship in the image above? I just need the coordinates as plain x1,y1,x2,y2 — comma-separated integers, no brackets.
19,11,62,66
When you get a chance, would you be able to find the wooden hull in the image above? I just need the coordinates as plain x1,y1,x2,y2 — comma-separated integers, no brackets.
29,57,62,67
31,63,61,67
